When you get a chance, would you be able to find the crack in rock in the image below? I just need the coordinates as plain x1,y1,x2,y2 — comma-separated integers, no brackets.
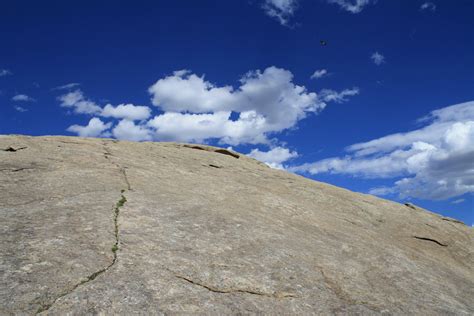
0,167,36,172
2,146,27,152
183,144,240,159
412,236,447,247
35,192,128,314
36,144,133,314
317,266,382,313
103,143,132,191
174,275,296,299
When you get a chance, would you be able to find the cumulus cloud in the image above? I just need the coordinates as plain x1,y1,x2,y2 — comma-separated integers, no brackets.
12,94,35,102
66,118,112,137
262,0,299,26
311,69,328,79
371,52,385,65
58,89,151,121
148,66,356,145
327,0,375,13
0,69,12,77
112,120,152,141
58,90,102,114
102,104,151,121
420,2,436,11
290,101,474,200
248,146,298,169
62,67,359,146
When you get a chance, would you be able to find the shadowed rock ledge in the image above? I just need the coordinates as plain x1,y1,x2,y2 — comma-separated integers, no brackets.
0,135,472,315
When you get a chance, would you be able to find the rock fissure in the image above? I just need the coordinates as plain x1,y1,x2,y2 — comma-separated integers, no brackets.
2,146,27,152
36,191,127,314
174,275,296,299
412,236,447,247
183,144,240,159
103,143,132,191
0,167,36,172
317,266,381,312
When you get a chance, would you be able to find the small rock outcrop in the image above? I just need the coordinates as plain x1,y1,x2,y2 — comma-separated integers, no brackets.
0,135,472,315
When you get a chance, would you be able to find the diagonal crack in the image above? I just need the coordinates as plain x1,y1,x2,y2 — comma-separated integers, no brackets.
412,236,447,247
174,274,297,299
36,192,128,314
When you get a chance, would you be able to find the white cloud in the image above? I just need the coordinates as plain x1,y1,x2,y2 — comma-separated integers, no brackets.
368,186,396,196
327,0,375,13
102,104,151,121
262,0,299,26
420,2,436,11
0,69,12,77
290,101,474,200
14,105,28,112
12,94,35,102
248,146,298,169
451,198,465,204
67,118,112,138
58,89,151,121
62,67,359,147
58,90,102,114
371,52,385,65
53,83,80,90
148,66,356,145
112,120,152,141
149,69,235,113
311,69,328,79
319,88,359,103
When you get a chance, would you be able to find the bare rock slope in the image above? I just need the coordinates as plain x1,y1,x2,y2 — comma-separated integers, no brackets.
1,135,473,315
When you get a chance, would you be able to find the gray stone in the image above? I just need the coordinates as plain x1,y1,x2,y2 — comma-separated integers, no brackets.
0,135,472,315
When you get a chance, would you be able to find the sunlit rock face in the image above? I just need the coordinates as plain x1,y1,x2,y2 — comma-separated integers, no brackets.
1,135,473,315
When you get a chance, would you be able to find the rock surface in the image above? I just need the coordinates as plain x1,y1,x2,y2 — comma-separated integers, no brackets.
0,135,473,315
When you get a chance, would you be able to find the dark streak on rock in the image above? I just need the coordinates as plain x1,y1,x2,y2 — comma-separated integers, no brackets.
183,144,240,159
412,236,447,247
442,217,465,225
404,203,417,210
2,146,27,152
175,275,296,299
214,149,239,159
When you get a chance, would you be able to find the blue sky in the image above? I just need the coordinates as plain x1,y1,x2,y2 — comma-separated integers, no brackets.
1,0,473,225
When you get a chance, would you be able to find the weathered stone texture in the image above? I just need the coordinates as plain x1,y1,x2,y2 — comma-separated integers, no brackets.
0,136,472,315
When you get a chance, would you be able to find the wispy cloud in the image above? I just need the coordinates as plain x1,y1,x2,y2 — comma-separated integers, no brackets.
327,0,376,14
420,2,436,11
13,105,28,112
451,198,465,204
53,83,81,90
262,0,299,26
371,51,385,65
319,88,359,103
12,94,36,102
290,101,474,201
0,69,12,77
310,69,328,79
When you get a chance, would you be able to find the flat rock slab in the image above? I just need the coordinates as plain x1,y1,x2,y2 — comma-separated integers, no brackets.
0,135,473,315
